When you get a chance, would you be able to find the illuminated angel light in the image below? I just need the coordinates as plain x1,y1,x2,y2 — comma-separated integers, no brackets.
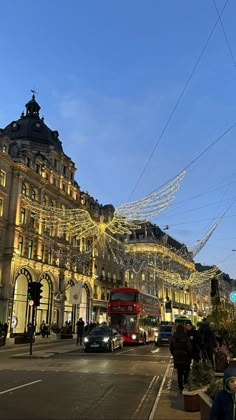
115,171,186,220
188,216,223,258
149,265,220,287
21,195,140,249
20,170,186,250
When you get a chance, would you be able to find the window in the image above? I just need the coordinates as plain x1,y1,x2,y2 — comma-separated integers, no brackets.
30,213,35,228
43,194,48,206
31,189,36,200
0,197,3,216
18,236,24,255
48,249,52,264
0,170,6,187
22,183,27,195
20,208,26,224
41,245,44,261
28,240,33,259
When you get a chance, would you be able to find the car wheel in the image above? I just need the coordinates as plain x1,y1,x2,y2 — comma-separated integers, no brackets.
110,341,114,352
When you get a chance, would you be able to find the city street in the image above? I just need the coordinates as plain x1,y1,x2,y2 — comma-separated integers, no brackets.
0,339,171,419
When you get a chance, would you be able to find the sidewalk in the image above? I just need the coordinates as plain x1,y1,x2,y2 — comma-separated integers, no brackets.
152,365,201,420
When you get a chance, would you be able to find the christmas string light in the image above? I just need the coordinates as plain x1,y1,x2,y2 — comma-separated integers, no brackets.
115,170,186,220
20,194,140,249
188,216,223,257
148,265,220,287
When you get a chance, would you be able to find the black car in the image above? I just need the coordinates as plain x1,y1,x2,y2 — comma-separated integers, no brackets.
83,326,124,352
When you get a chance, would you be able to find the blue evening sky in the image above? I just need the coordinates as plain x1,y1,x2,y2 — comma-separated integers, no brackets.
1,1,236,279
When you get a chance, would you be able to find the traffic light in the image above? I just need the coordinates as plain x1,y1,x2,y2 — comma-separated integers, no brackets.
27,282,37,300
34,282,43,307
27,282,43,306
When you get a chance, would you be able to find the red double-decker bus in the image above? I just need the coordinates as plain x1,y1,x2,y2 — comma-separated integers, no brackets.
107,287,160,344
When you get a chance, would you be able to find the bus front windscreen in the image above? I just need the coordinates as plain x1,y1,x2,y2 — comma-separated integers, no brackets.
110,292,137,302
110,314,137,333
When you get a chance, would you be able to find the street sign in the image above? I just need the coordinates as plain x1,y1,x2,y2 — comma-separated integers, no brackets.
230,291,236,303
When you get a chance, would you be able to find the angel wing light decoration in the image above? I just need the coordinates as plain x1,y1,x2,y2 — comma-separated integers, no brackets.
115,171,186,220
20,170,186,249
188,216,223,258
149,264,220,287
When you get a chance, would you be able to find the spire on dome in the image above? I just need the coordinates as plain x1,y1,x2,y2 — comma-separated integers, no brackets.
25,91,41,118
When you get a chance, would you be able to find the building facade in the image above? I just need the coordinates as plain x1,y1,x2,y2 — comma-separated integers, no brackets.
0,94,123,335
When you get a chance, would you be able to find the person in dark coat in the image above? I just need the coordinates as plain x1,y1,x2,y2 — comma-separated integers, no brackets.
76,317,85,346
185,320,202,361
170,324,192,393
209,367,236,420
198,318,217,366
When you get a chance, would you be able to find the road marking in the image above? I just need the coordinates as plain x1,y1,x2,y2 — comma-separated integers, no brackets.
0,380,42,395
132,375,158,419
118,348,134,354
148,361,172,420
151,348,160,353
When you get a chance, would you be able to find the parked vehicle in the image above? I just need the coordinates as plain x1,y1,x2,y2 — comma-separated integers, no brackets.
155,324,173,346
83,325,124,352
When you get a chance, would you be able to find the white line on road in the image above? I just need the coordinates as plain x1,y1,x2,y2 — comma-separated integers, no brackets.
118,348,134,354
132,375,158,419
151,348,160,353
0,379,42,395
148,361,172,420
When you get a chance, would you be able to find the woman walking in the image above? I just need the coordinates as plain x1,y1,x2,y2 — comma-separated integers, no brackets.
170,324,192,393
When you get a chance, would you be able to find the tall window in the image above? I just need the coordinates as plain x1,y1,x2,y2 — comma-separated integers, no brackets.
48,249,52,265
18,236,24,255
0,197,3,216
0,170,6,187
22,183,27,195
41,245,44,261
30,213,35,228
31,189,36,200
20,208,26,224
28,240,33,259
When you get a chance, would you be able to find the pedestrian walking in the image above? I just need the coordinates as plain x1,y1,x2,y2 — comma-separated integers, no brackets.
76,317,85,346
40,320,46,338
170,324,192,393
198,317,217,366
2,322,8,345
184,320,202,361
209,367,236,420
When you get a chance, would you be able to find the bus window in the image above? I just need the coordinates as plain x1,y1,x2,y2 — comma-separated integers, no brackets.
110,292,137,302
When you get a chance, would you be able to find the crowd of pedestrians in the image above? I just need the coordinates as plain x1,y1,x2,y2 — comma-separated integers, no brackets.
169,317,227,394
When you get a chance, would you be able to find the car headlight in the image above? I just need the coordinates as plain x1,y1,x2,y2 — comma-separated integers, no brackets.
154,332,159,337
84,337,89,343
131,334,137,340
103,337,110,343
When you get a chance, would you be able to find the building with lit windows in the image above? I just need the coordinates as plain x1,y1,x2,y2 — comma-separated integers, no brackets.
0,94,123,335
0,94,233,338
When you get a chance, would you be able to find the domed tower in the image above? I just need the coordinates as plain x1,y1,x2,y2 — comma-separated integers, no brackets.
3,93,63,154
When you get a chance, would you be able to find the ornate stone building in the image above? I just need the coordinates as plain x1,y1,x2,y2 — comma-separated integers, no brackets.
0,94,122,335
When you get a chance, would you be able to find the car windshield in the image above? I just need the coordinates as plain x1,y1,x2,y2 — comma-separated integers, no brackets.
160,326,172,332
90,328,111,336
